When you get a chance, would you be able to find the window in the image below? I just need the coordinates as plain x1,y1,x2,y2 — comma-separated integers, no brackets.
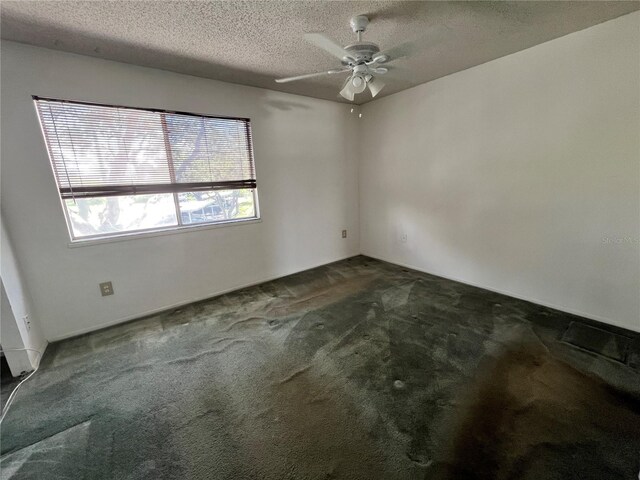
34,97,259,241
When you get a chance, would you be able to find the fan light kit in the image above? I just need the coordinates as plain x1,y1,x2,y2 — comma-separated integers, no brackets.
276,15,415,101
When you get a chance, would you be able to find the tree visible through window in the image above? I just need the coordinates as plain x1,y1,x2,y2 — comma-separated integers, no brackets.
34,97,259,240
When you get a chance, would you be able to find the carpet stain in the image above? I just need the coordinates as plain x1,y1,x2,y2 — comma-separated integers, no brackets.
432,342,640,480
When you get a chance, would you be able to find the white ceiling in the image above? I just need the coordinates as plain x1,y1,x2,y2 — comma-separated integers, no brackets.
1,1,638,104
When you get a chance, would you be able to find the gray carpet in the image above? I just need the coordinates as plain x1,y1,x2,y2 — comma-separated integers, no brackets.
1,256,639,479
0,374,21,413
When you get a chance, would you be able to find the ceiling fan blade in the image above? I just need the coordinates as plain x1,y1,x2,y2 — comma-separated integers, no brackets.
305,33,354,61
378,65,413,82
339,77,355,101
376,40,421,63
367,77,385,98
275,68,349,83
376,26,450,64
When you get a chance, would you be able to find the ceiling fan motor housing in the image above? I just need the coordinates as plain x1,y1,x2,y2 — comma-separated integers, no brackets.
342,42,380,65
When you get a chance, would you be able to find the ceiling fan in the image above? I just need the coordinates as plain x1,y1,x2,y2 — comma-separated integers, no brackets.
275,15,412,101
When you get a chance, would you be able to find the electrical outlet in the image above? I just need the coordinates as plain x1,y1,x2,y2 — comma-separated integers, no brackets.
401,233,408,243
99,281,114,296
23,315,31,331
342,229,347,239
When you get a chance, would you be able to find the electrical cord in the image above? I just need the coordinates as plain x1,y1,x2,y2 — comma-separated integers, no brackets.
0,347,43,424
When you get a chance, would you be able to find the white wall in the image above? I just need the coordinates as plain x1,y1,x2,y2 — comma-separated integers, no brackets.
1,217,47,369
1,41,360,341
359,12,640,332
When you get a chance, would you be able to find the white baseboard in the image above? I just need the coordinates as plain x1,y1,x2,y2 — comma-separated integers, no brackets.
362,252,640,334
48,253,360,342
32,339,49,368
49,251,639,342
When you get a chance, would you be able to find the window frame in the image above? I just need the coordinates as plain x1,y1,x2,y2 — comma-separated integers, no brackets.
33,96,261,244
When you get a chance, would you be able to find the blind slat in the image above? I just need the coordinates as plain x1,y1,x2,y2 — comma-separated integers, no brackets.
58,181,257,199
34,97,256,199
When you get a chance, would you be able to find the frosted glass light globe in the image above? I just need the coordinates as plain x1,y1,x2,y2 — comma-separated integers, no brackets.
351,75,366,93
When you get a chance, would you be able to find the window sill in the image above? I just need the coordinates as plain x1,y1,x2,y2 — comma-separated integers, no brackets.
67,217,262,248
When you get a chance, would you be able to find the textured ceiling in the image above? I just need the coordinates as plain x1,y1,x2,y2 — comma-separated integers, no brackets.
1,1,638,104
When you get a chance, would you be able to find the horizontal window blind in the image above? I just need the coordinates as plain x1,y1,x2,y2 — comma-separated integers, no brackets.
34,97,256,199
